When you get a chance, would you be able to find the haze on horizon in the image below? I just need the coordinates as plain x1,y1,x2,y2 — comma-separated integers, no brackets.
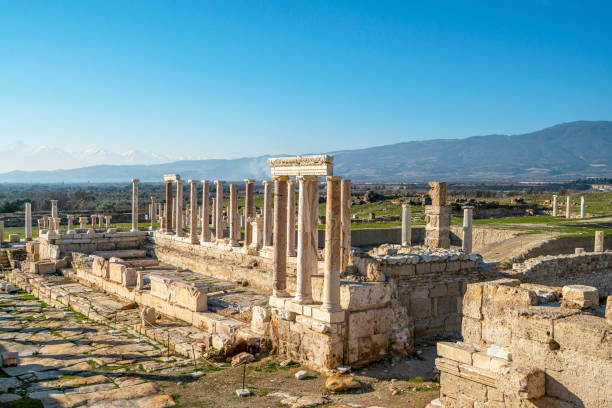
1,1,611,173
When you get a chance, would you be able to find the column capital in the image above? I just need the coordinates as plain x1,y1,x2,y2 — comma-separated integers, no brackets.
188,179,197,185
214,180,226,185
263,180,272,185
201,179,210,184
462,205,474,210
244,179,256,184
176,179,184,185
272,176,290,182
296,175,320,182
131,179,140,183
325,175,342,182
402,202,410,208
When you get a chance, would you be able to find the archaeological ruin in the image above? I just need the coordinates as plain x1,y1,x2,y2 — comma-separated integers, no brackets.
0,154,610,408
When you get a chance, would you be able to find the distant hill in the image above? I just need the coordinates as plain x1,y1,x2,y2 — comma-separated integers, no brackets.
1,121,611,183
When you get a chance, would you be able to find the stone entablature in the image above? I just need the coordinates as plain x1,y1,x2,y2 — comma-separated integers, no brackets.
268,155,334,177
36,230,149,260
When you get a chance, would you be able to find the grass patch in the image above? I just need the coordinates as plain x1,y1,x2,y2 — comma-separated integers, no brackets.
407,376,424,383
0,397,44,408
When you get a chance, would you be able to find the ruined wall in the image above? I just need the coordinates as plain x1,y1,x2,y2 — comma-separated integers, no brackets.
37,230,148,260
516,234,612,261
510,252,612,296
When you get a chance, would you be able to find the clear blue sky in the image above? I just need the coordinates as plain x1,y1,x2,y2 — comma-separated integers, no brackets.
1,1,611,165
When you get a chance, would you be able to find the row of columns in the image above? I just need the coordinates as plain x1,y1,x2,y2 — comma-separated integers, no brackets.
552,194,586,219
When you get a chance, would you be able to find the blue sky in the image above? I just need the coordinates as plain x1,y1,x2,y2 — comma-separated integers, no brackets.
1,1,611,171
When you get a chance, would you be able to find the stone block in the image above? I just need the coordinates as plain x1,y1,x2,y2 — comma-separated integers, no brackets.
553,314,612,359
498,367,545,400
463,283,483,319
561,285,599,309
373,307,393,334
311,307,345,323
437,341,474,365
348,310,374,339
461,316,482,344
108,262,125,283
410,297,432,319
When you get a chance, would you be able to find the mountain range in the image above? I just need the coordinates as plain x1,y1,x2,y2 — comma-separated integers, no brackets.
1,121,610,183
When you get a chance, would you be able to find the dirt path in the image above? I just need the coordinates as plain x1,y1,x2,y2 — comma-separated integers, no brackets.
477,233,554,263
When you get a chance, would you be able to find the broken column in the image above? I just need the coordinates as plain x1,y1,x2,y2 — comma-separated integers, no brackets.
244,179,255,247
91,215,98,230
214,180,225,241
164,177,174,233
50,200,58,218
131,179,140,232
401,203,411,246
263,180,273,247
104,215,111,228
200,180,211,243
566,196,571,219
462,206,474,254
425,182,450,249
552,194,558,217
189,180,198,243
229,183,239,246
24,202,32,240
150,197,157,230
98,214,103,229
67,215,74,230
175,180,184,236
79,217,87,229
272,176,289,297
294,176,319,304
287,179,297,257
322,176,342,312
580,196,586,218
0,220,3,245
340,179,351,272
594,230,605,252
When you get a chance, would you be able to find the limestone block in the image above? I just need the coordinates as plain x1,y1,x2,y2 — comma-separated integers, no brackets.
553,314,612,360
461,317,482,345
463,283,483,319
170,281,207,312
561,285,598,309
140,306,156,325
358,333,389,362
606,295,612,323
8,234,20,243
122,268,137,287
348,310,374,339
149,275,172,301
498,366,545,400
437,341,475,365
108,262,125,283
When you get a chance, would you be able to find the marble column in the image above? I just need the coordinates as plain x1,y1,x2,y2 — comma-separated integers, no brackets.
552,195,558,217
214,181,225,241
52,217,61,232
401,203,411,246
340,179,351,272
164,180,173,233
201,180,211,243
322,176,342,312
131,179,140,232
67,215,74,230
98,214,103,229
189,180,198,243
462,206,474,254
272,176,289,297
43,215,49,230
263,181,273,247
0,220,4,245
25,202,32,240
244,179,256,247
150,197,157,230
91,215,97,230
79,217,87,229
51,200,58,218
175,180,184,236
594,230,604,252
580,196,586,218
294,176,319,304
566,196,571,219
287,180,297,257
229,183,239,246
105,215,111,228
37,219,43,233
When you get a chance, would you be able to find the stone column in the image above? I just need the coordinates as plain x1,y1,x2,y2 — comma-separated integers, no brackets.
150,197,157,230
287,180,297,257
79,217,87,229
229,184,240,246
43,215,49,230
272,176,289,297
98,214,103,229
201,180,211,243
425,182,450,249
401,203,411,246
50,200,58,218
211,200,216,229
294,176,320,304
37,219,43,233
244,179,256,247
566,196,571,219
214,181,226,241
91,215,97,230
164,180,173,233
340,179,351,272
67,215,74,230
580,196,586,218
188,180,198,243
462,206,474,254
594,230,604,252
173,181,183,236
131,179,140,232
52,217,61,232
24,202,32,240
0,220,3,245
322,176,342,312
552,195,558,217
263,181,273,247
105,215,111,228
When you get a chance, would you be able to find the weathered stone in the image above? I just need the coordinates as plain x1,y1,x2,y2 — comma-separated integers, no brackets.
324,375,361,392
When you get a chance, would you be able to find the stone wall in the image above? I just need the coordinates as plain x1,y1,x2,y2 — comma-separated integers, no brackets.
353,247,495,338
510,251,612,296
434,279,611,408
515,235,612,261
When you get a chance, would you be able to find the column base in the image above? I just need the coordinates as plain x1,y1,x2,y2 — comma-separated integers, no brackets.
293,295,313,305
131,228,139,232
273,289,290,298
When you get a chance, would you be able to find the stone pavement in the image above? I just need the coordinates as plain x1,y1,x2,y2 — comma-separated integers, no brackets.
0,280,211,407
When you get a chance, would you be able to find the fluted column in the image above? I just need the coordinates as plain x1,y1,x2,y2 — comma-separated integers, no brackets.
322,176,342,312
580,196,586,218
462,206,474,254
25,202,32,240
214,180,226,241
566,196,571,219
189,180,198,243
131,179,140,231
401,203,411,246
175,180,184,236
294,176,319,304
340,179,351,272
150,197,157,230
272,176,289,297
200,180,211,243
229,183,239,246
164,180,173,233
552,195,558,217
243,179,256,247
263,180,273,247
287,180,297,257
